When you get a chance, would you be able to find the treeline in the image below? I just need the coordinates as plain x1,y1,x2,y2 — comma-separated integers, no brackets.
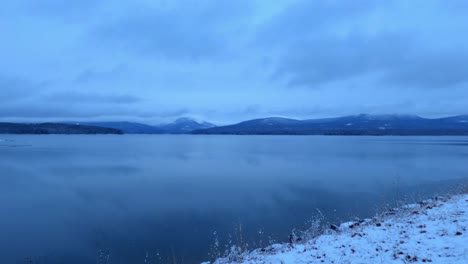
194,129,468,136
0,123,123,134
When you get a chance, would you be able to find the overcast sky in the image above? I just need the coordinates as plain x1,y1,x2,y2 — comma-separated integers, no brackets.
1,0,468,124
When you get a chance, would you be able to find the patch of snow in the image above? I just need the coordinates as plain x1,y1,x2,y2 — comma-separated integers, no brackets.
401,204,420,210
210,194,468,264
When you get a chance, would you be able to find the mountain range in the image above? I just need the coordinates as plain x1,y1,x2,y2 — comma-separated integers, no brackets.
3,115,468,135
72,118,216,134
193,114,468,135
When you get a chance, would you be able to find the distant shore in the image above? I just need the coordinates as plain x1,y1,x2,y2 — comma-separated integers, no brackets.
0,123,122,134
2,114,468,135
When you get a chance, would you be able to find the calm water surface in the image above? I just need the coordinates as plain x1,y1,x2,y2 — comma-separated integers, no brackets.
0,135,467,263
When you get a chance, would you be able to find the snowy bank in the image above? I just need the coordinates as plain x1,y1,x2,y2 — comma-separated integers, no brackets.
210,194,468,264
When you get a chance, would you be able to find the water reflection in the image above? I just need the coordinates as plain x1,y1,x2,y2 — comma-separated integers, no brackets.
0,135,467,264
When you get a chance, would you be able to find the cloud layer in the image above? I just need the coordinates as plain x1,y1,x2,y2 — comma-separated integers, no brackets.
1,0,468,124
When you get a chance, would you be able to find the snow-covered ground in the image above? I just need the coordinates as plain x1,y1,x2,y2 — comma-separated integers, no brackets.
210,194,468,264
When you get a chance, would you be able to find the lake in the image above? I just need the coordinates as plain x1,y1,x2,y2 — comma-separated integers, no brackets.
1,135,467,264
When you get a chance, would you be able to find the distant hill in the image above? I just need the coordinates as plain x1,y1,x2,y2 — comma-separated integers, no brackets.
193,114,468,135
9,115,468,135
158,118,216,134
70,118,216,134
73,122,164,134
0,123,123,134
